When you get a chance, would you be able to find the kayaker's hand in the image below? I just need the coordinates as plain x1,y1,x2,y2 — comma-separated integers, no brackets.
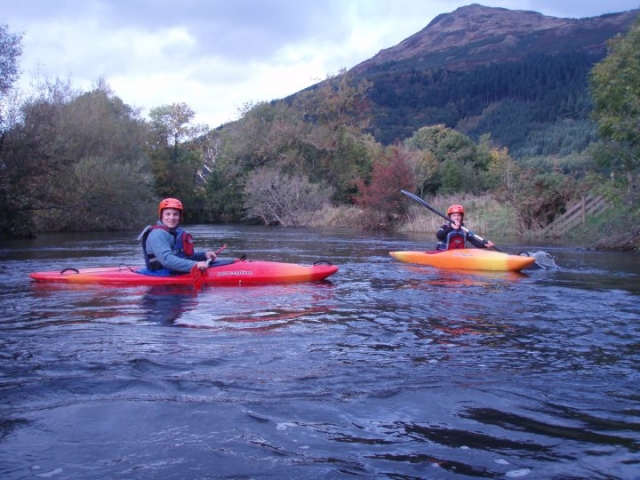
205,251,218,261
485,241,495,248
196,260,209,271
451,222,461,230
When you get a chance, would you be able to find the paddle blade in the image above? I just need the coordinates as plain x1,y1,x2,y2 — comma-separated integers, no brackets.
190,265,206,290
519,250,558,270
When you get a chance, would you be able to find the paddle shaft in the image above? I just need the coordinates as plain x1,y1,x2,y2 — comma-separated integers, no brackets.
400,190,502,252
206,244,227,267
192,244,228,289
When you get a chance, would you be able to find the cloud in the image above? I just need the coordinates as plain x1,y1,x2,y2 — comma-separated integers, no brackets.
2,0,638,127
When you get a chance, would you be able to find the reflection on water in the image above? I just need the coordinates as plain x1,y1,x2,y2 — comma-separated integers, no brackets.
0,226,639,479
141,286,198,326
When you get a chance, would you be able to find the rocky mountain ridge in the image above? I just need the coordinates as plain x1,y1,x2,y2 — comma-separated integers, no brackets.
352,4,639,72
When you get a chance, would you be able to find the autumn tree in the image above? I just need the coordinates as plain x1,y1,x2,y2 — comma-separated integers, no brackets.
56,81,155,230
292,70,373,199
355,145,417,230
213,70,374,221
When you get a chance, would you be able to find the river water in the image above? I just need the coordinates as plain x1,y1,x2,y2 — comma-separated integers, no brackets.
1,225,639,479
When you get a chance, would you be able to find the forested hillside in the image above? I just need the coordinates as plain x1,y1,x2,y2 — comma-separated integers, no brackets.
346,4,639,158
364,51,598,156
1,6,639,250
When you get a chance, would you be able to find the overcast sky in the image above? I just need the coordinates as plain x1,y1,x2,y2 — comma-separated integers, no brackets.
1,0,638,128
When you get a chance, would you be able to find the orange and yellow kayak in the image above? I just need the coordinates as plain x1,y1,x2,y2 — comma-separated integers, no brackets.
29,258,338,286
389,249,535,272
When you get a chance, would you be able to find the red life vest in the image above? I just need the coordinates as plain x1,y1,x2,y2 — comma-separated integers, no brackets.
446,231,467,250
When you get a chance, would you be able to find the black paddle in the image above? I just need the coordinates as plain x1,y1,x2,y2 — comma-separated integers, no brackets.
400,189,503,252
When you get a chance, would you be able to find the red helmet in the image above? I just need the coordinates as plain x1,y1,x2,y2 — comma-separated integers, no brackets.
158,198,183,219
447,204,464,216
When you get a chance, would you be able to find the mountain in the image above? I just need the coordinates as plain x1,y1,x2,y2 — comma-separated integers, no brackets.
347,4,640,157
353,4,635,72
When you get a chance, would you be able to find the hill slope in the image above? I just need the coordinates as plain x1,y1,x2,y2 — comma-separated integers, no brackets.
348,4,639,157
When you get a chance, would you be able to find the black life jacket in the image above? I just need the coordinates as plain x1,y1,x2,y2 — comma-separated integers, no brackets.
139,224,195,270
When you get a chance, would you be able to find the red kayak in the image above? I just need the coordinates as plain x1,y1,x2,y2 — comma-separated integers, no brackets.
29,258,338,286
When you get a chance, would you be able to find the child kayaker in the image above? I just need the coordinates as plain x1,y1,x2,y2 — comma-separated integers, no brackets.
138,198,218,273
436,204,495,250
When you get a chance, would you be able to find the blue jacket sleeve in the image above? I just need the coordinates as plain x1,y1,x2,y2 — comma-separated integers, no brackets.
186,251,208,262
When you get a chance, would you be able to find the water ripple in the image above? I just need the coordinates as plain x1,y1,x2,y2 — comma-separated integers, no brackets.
1,228,639,479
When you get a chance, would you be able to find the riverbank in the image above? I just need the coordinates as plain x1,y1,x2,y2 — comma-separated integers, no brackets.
313,195,640,253
594,229,640,251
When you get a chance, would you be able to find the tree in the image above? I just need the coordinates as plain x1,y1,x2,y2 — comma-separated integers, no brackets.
203,165,244,223
355,145,417,230
479,136,519,192
293,69,371,140
148,102,208,150
0,24,22,124
497,167,576,233
590,18,640,151
590,16,640,192
243,166,332,227
404,125,488,194
220,100,298,170
401,148,438,198
0,78,155,237
589,16,640,248
209,71,375,221
147,102,209,219
0,24,23,237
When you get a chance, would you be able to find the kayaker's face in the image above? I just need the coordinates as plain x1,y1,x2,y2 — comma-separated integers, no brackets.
450,213,462,223
161,208,181,229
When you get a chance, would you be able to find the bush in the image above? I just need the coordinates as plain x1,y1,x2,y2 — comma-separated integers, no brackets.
243,167,333,227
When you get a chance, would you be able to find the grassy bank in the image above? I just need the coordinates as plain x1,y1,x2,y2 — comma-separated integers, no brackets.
398,193,518,236
312,194,639,252
313,194,518,236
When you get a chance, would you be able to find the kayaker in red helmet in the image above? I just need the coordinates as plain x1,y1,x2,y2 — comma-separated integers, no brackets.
436,204,495,250
138,198,218,273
